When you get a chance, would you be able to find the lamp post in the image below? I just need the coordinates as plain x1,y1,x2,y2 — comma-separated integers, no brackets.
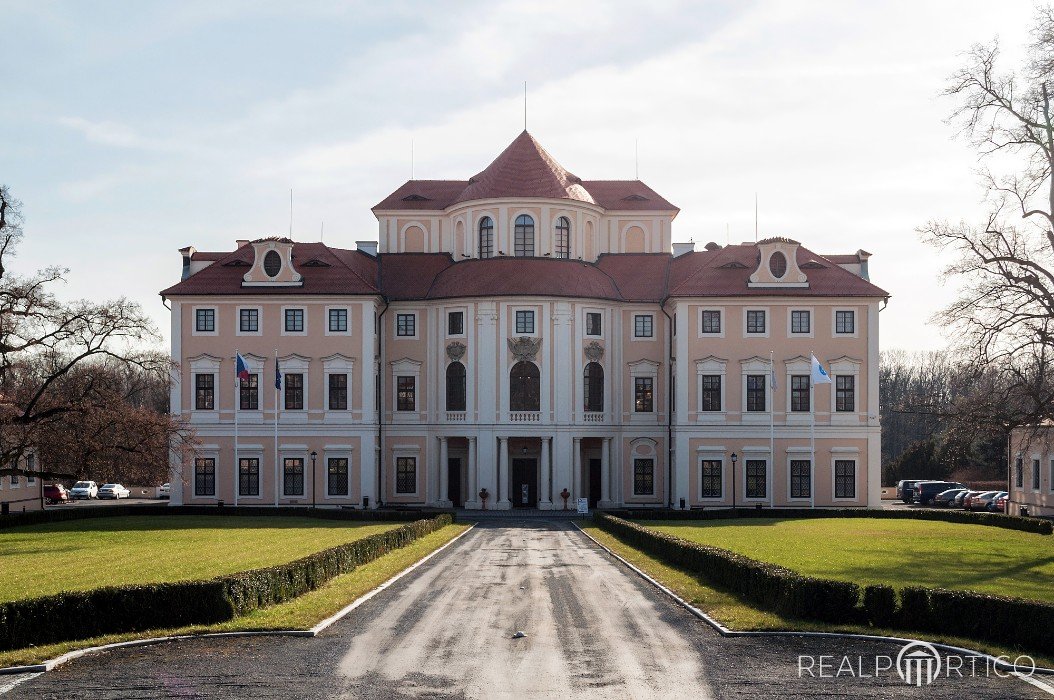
730,452,738,512
310,450,318,508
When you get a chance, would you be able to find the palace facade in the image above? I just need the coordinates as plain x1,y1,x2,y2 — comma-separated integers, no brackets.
162,131,887,510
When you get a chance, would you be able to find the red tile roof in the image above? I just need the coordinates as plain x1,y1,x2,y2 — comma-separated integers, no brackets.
372,131,678,213
595,254,669,302
423,257,622,301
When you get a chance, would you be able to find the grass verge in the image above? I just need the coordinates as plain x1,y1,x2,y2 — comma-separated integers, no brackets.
580,523,1054,668
0,523,470,669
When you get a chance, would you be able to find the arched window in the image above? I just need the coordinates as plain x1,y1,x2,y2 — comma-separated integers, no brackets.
509,361,540,411
583,362,604,412
478,217,494,259
555,216,571,258
514,215,535,257
446,362,466,412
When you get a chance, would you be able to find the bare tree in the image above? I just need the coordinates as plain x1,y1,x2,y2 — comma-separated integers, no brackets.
0,185,188,481
921,7,1054,430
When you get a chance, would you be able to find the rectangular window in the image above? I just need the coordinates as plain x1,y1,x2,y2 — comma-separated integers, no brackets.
396,313,416,337
835,460,856,498
836,310,855,334
283,458,305,496
284,308,305,332
701,310,721,334
195,374,215,410
791,375,810,412
836,375,855,412
396,457,416,494
397,376,416,411
634,377,654,413
790,460,811,499
746,375,767,412
239,308,259,333
238,457,260,497
328,374,348,411
448,311,464,335
586,312,602,336
1050,459,1054,492
515,310,535,334
1015,457,1024,488
1034,458,1042,490
195,308,215,332
194,458,216,496
700,375,721,411
746,310,766,333
329,308,348,332
26,454,35,483
633,459,655,496
285,373,304,410
239,374,259,410
746,460,767,499
791,310,811,334
700,460,722,498
634,314,653,338
328,457,349,496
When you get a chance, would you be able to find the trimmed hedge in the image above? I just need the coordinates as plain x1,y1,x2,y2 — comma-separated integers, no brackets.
0,514,452,651
862,584,897,628
904,587,1054,655
593,513,861,623
605,506,1054,535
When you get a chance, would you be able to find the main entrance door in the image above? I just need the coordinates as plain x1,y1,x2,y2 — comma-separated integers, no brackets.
511,458,537,508
447,458,463,507
588,458,602,508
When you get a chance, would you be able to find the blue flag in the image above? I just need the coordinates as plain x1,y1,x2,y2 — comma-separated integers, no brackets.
274,355,282,390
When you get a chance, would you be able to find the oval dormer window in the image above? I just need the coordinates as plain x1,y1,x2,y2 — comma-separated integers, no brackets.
769,251,787,279
263,250,282,277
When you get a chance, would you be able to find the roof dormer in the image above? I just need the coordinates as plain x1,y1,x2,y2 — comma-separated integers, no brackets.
242,237,303,287
748,237,808,288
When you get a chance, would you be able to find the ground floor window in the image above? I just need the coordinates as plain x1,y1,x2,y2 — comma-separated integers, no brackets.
835,460,856,499
633,458,655,496
1034,458,1042,490
745,459,766,499
790,460,811,499
328,457,349,496
194,457,216,496
396,457,416,494
283,457,305,496
239,457,259,496
700,459,722,498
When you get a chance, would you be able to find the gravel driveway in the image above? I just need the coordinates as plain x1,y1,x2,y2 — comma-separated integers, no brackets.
2,519,1047,699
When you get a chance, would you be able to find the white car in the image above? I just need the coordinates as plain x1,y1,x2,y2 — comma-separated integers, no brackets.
159,483,171,499
98,483,130,500
69,481,98,499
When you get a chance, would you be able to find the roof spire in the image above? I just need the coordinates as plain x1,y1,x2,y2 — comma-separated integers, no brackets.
523,81,527,131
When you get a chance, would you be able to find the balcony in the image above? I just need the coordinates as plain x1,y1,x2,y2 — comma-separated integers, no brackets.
509,411,541,423
582,412,605,423
445,411,467,422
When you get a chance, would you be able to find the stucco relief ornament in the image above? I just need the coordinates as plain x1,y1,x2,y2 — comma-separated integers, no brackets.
507,337,542,362
446,341,467,362
584,341,604,362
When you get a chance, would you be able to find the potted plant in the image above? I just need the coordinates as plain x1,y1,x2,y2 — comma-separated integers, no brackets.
479,487,489,510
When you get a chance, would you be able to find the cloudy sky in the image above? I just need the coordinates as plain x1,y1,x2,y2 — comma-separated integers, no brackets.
1,0,1040,351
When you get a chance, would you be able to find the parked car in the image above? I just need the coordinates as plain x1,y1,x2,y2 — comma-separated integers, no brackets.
963,490,997,510
984,492,1009,512
43,483,69,504
992,494,1009,512
69,480,98,500
98,483,130,500
933,488,968,507
159,483,171,499
954,490,982,508
967,490,1001,511
897,479,926,503
913,481,968,506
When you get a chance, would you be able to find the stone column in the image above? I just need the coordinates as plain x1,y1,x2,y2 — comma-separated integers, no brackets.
572,437,582,503
438,436,450,507
539,437,552,509
497,436,511,509
467,436,478,509
600,437,612,507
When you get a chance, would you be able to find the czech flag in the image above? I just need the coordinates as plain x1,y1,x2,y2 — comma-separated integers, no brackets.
236,352,250,382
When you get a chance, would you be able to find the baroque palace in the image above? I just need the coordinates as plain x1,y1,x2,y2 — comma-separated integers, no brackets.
162,131,887,510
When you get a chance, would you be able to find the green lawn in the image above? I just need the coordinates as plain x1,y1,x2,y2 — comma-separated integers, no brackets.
643,518,1054,604
0,515,401,602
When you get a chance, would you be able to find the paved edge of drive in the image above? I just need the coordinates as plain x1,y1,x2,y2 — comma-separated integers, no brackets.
572,521,1054,694
0,523,477,677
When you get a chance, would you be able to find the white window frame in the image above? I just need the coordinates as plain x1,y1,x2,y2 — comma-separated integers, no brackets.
831,452,860,501
695,356,727,422
325,306,351,336
828,356,862,424
394,312,418,339
743,307,769,338
788,307,814,338
392,445,422,497
1033,457,1043,492
697,450,726,501
741,450,769,502
192,306,218,336
740,356,773,423
281,306,308,336
192,450,220,499
628,359,660,419
446,308,467,338
584,309,604,338
322,354,355,414
632,313,655,341
280,355,310,415
280,451,308,498
513,308,538,336
324,446,354,499
236,450,264,500
786,449,813,502
235,306,262,336
698,307,725,338
390,358,422,421
189,354,222,414
784,356,812,422
832,307,859,338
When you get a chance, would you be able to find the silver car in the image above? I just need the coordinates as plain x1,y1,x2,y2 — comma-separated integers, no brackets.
98,483,130,500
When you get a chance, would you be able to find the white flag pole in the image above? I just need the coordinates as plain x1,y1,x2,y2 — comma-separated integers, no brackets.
769,350,775,509
810,352,816,509
274,349,280,507
234,350,240,508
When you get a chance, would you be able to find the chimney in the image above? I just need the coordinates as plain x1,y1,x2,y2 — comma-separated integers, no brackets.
857,249,872,280
356,240,378,257
178,246,196,280
236,239,250,248
672,241,695,257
